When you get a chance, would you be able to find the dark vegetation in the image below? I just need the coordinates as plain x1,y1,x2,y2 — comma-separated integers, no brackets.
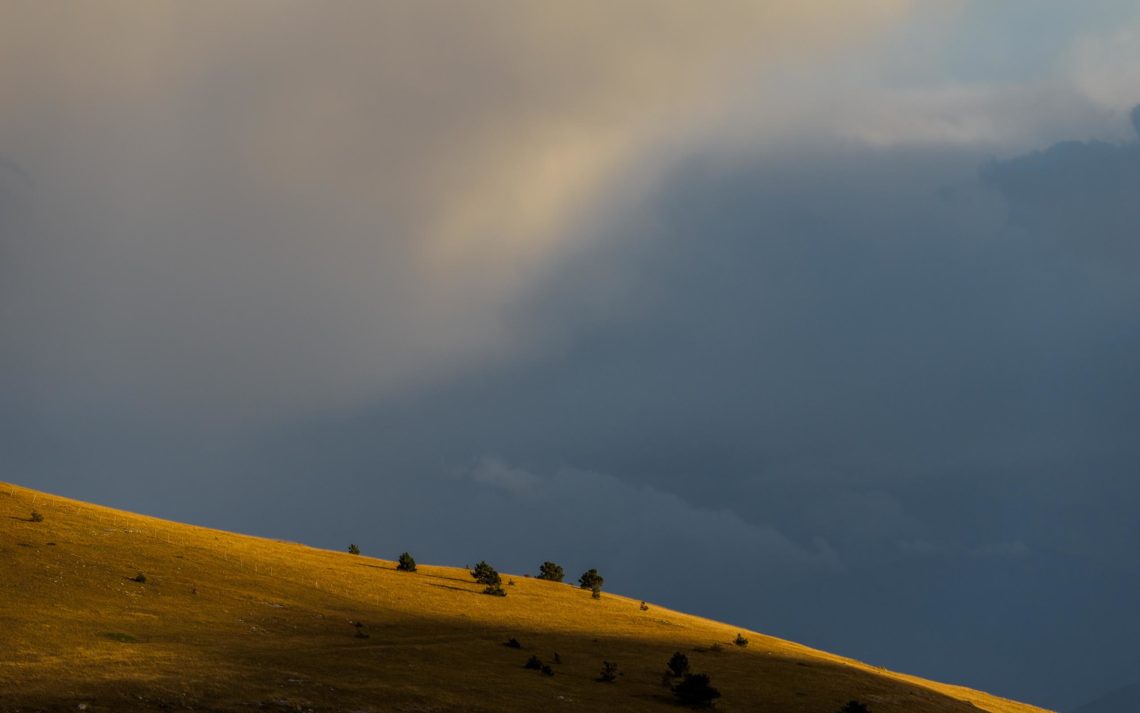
578,568,603,592
505,637,522,649
537,561,564,582
347,543,360,555
733,633,749,648
838,701,871,713
667,651,690,678
598,661,619,683
396,552,416,572
472,560,506,596
30,510,44,522
673,673,721,708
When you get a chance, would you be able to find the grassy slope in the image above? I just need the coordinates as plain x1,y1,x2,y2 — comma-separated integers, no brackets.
0,483,1050,713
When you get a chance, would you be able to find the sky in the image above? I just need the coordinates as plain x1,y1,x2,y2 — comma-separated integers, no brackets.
2,2,1139,709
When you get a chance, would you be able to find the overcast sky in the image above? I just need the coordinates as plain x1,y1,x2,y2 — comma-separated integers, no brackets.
3,3,1139,709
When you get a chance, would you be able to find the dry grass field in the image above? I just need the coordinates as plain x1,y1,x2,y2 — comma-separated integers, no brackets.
0,483,1050,713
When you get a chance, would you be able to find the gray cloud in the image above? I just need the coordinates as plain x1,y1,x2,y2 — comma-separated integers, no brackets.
5,4,1140,711
0,1,906,426
197,124,1136,709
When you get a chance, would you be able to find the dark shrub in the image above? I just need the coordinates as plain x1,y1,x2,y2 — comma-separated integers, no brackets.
347,543,360,555
483,584,507,597
472,560,500,586
525,655,543,670
505,637,522,649
131,572,147,583
541,664,554,676
667,651,690,678
598,661,619,683
733,633,749,648
673,673,721,707
838,701,870,713
397,552,417,572
640,601,649,611
537,561,564,582
578,568,604,592
30,511,44,523
591,582,602,599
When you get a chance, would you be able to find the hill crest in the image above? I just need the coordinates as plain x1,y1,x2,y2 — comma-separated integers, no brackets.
1,483,1050,713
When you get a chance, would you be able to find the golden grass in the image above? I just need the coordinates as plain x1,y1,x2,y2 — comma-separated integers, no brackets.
0,483,1051,712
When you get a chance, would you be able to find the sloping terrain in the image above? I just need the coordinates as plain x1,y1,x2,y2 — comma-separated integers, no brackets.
1,483,1049,713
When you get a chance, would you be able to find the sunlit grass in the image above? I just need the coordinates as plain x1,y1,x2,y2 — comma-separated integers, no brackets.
1,483,1049,712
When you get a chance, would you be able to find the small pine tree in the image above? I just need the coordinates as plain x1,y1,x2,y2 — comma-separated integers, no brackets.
397,552,417,572
578,568,604,592
347,543,360,555
537,561,565,582
30,511,44,523
524,655,543,670
598,661,619,683
505,637,522,649
838,701,871,713
733,633,749,648
667,651,690,678
472,560,500,586
673,673,721,707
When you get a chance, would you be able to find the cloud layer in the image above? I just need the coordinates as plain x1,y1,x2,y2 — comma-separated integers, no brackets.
5,3,1140,710
0,0,906,422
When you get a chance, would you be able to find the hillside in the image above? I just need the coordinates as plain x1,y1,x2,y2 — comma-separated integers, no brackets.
1,483,1049,713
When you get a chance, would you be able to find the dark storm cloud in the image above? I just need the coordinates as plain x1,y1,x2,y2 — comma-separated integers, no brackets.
7,113,1139,708
167,125,1140,709
3,3,1139,708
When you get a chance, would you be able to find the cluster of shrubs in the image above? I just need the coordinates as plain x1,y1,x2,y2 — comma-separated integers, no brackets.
321,544,873,711
578,568,604,599
597,660,620,683
663,652,720,707
523,655,555,676
536,561,564,582
471,561,506,596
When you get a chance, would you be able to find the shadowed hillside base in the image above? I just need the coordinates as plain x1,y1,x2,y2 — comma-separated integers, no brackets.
0,484,1050,713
